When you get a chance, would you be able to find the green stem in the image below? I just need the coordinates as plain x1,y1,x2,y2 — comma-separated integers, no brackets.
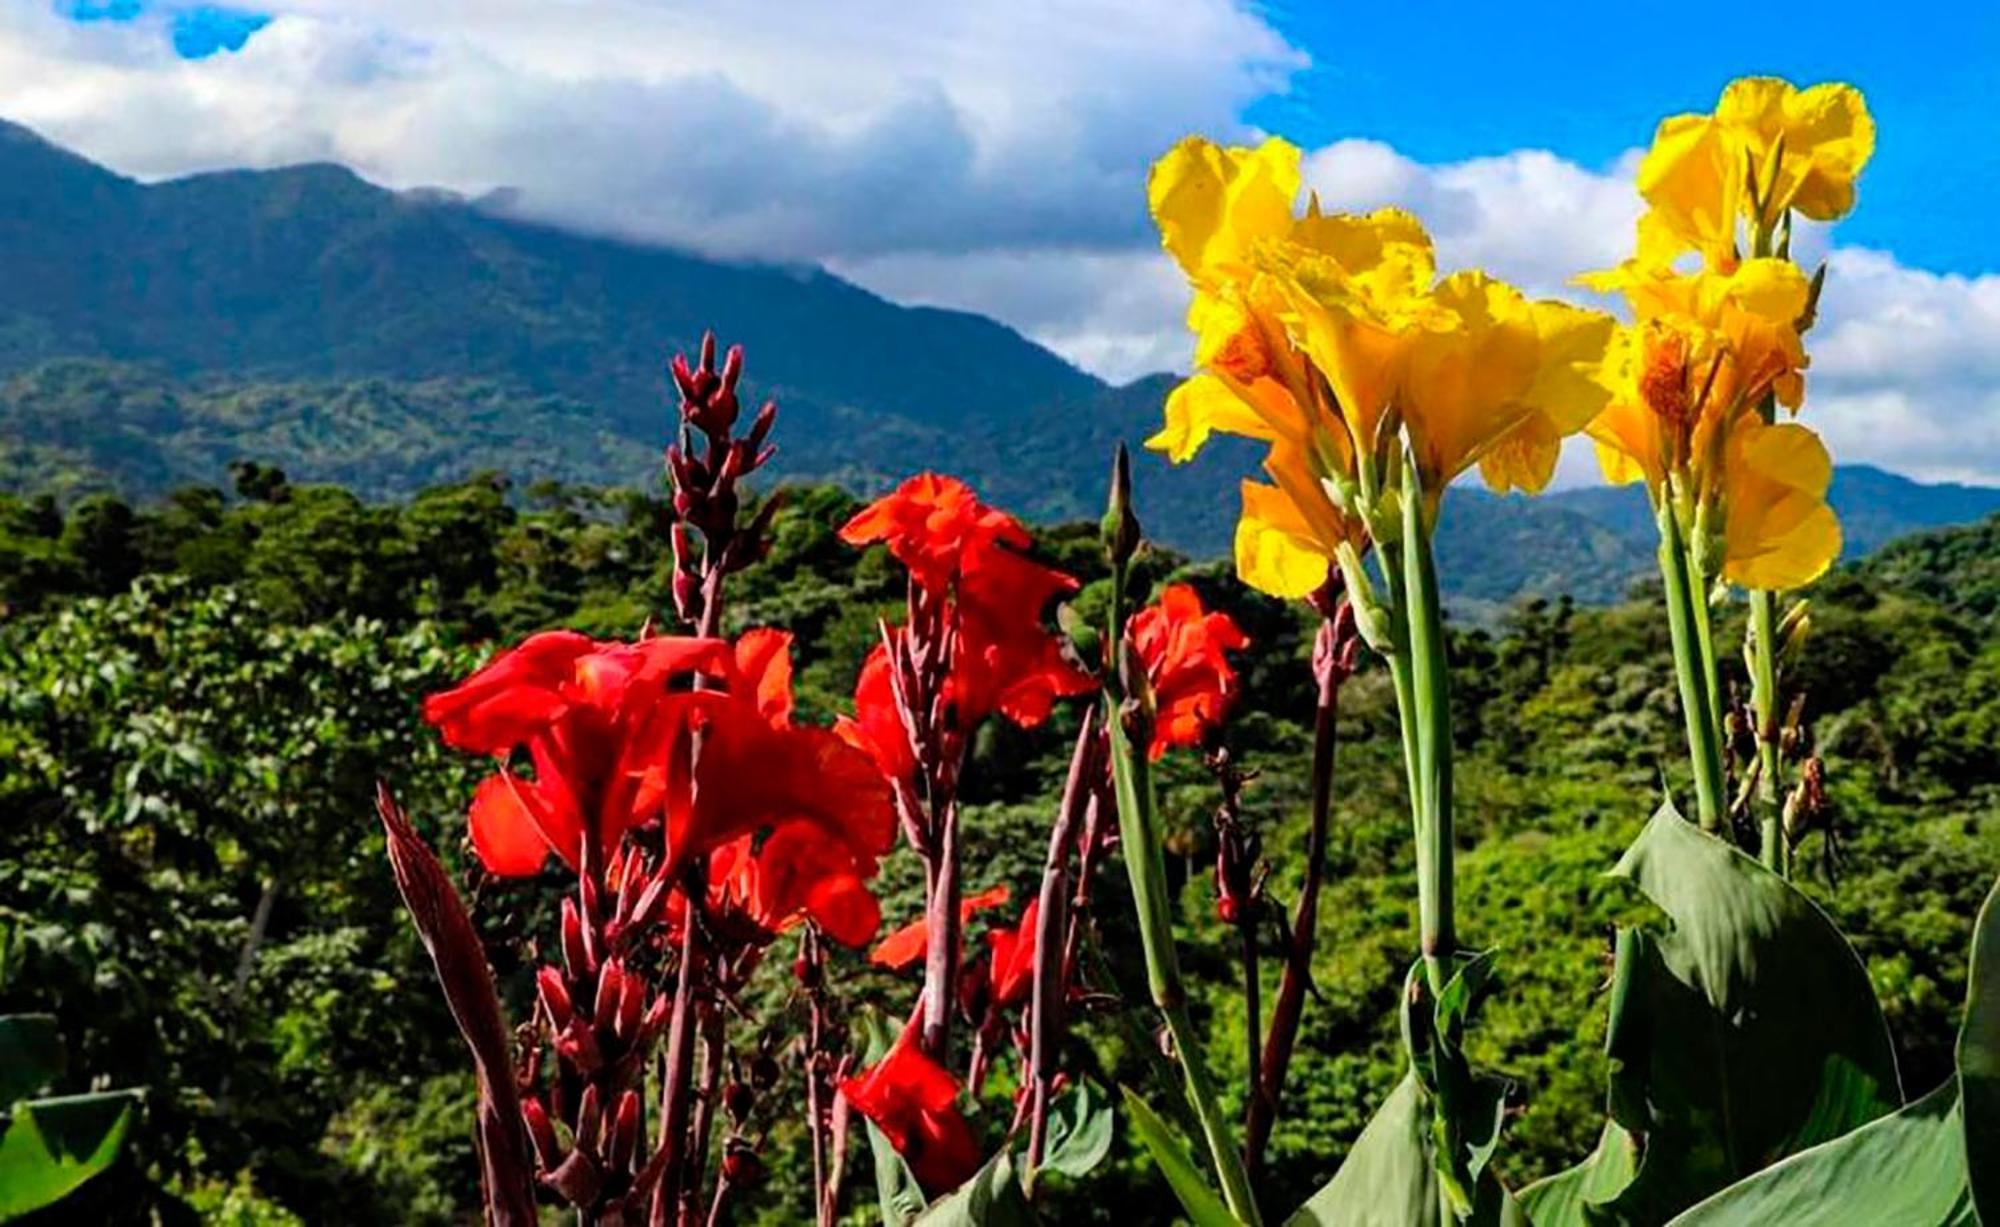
1398,494,1455,995
1656,494,1726,832
1107,710,1262,1226
1749,588,1788,873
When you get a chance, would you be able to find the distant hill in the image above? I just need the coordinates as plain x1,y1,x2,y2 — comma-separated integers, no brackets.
1856,512,2000,627
3,116,1997,610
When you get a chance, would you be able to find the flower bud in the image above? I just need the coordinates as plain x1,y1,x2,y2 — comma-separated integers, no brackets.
522,1096,561,1168
1101,444,1141,567
615,965,644,1042
607,1090,642,1173
574,1084,603,1155
538,965,574,1029
721,1141,764,1188
561,897,594,979
593,959,623,1025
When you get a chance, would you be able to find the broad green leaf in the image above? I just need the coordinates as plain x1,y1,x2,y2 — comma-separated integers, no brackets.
1527,804,1900,1224
1286,1071,1520,1227
1517,1122,1638,1226
1120,1086,1238,1227
1957,875,2000,1221
0,1090,139,1220
914,1151,1038,1227
1038,1081,1114,1180
1661,1082,1974,1226
0,1015,62,1103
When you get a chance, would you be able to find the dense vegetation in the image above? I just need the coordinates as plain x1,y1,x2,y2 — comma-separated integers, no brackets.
2,466,1994,1223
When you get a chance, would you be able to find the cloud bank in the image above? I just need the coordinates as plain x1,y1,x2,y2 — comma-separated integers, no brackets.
3,0,1997,484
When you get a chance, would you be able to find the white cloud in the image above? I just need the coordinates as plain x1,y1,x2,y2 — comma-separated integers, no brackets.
0,0,1300,258
3,0,1998,486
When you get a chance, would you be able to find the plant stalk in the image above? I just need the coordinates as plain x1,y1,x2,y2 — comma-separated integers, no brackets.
1106,573,1261,1224
1655,493,1726,832
1244,602,1346,1173
1749,588,1788,873
1400,491,1455,995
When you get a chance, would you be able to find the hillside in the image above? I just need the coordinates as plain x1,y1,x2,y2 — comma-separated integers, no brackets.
3,116,1997,609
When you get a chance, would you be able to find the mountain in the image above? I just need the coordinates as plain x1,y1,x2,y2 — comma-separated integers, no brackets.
3,117,1997,611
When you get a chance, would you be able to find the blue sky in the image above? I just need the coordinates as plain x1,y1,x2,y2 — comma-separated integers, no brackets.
1253,1,1999,275
7,0,2000,484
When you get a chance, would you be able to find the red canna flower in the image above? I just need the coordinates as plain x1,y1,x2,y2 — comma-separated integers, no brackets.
424,632,736,876
699,820,885,948
1128,584,1249,759
869,884,1012,970
983,898,1041,1011
838,1018,982,1196
426,629,893,884
837,475,1095,774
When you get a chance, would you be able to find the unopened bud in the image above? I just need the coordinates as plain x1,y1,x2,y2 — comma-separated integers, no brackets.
750,1052,780,1090
722,1141,764,1188
615,966,644,1042
574,1083,603,1155
792,953,820,989
522,1096,561,1168
607,1090,642,1173
538,965,574,1029
1101,444,1141,566
593,959,623,1025
725,1081,754,1124
745,399,778,454
561,898,594,979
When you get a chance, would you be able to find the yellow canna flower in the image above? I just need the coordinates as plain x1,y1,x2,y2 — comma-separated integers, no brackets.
1232,441,1366,599
1150,135,1302,285
1719,416,1841,589
1584,256,1836,590
1636,76,1874,269
1397,272,1615,496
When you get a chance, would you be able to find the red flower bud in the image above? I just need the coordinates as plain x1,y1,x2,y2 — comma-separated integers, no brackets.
615,965,644,1042
522,1095,561,1168
593,959,623,1025
607,1090,642,1173
721,1141,764,1188
561,897,594,979
538,965,574,1029
574,1084,603,1156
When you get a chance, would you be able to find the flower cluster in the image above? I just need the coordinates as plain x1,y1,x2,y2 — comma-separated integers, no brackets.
1584,77,1871,589
1147,136,1615,598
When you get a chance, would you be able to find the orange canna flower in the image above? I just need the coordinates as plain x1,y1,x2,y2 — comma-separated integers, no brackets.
838,1019,982,1196
869,884,1012,971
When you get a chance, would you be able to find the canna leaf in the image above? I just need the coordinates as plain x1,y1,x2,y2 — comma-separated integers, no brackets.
1523,803,1900,1225
1286,1071,1521,1227
1038,1081,1115,1180
1956,875,2000,1220
913,1151,1039,1226
0,1090,140,1221
1660,1082,1973,1226
1121,1086,1239,1227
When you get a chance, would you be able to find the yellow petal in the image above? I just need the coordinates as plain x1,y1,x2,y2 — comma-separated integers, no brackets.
1722,419,1841,589
1480,413,1562,495
1785,82,1874,220
1148,137,1301,280
1634,112,1740,269
1148,373,1275,463
1234,479,1329,598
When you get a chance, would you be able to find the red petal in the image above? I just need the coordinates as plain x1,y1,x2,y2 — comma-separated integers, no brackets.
468,773,556,877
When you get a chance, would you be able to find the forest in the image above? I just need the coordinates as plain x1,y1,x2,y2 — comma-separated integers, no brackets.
3,459,1995,1223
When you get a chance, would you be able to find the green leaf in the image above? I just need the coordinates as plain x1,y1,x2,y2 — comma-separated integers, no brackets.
1038,1081,1114,1180
1957,875,2000,1221
0,1090,139,1220
0,1015,62,1104
1517,1123,1638,1226
1660,1082,1974,1226
1286,1071,1520,1227
914,1151,1038,1227
1526,804,1900,1225
1120,1086,1238,1227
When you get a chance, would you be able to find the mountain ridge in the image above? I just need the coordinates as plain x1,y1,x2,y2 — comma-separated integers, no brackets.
3,116,1995,608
